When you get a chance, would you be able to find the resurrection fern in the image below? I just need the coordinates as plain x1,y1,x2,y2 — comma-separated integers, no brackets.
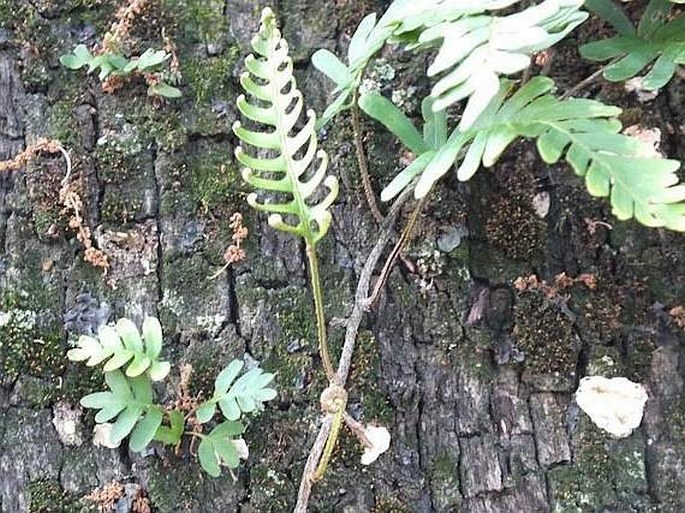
314,0,586,129
392,0,587,128
581,0,685,90
233,8,339,380
358,93,447,201
361,77,685,230
233,8,338,245
195,359,277,423
60,45,182,98
81,369,162,451
69,316,276,477
68,316,171,381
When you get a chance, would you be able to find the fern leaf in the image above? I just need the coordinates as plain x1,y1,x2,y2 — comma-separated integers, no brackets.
80,370,163,450
234,8,338,244
67,316,170,381
581,0,685,89
358,93,446,201
396,0,587,128
195,359,277,424
419,77,685,230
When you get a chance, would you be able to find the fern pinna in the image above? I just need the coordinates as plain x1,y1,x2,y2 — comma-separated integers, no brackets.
233,8,339,379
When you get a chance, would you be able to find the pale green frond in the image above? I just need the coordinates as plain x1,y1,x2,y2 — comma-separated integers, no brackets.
234,8,338,245
195,359,277,424
581,0,685,89
68,316,170,381
404,0,586,129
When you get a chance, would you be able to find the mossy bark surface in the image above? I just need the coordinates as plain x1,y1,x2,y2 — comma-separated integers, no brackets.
1,1,684,512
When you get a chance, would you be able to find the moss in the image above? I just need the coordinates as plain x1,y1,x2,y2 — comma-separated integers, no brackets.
0,296,65,383
146,459,206,512
513,292,579,376
100,195,144,225
348,331,393,423
429,452,462,509
183,50,239,105
484,195,545,261
371,498,412,513
27,479,87,513
260,286,324,400
247,463,296,511
549,417,647,513
185,144,242,213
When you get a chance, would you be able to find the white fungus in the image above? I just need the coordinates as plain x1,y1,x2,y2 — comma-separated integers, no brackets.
360,425,391,465
575,376,648,438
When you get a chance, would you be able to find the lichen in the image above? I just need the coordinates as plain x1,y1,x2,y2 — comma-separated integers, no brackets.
549,416,647,512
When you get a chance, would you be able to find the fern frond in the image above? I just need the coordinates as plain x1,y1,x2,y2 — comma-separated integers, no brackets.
396,0,586,129
581,0,685,89
195,359,277,424
80,370,164,450
67,316,170,381
358,92,447,201
365,77,684,230
234,8,338,244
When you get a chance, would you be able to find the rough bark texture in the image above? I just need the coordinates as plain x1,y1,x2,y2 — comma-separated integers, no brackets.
0,1,684,512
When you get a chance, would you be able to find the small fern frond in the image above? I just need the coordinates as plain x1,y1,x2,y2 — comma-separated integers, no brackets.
581,0,685,90
396,0,586,129
67,316,170,381
234,8,338,244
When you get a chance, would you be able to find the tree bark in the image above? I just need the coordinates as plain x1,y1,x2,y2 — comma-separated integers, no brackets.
0,1,683,512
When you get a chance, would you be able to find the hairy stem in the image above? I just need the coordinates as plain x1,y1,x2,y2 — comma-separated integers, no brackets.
352,92,384,223
306,241,336,381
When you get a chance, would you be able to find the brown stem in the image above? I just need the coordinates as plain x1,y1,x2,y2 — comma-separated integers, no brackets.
366,197,425,308
352,93,384,223
294,189,412,512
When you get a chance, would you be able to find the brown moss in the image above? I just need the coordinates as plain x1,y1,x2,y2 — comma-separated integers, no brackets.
484,195,545,261
513,292,579,376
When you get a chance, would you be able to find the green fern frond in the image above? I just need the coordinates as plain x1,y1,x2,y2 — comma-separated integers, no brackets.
80,370,164,451
195,359,277,424
233,8,338,244
364,77,684,230
67,316,170,381
581,0,685,90
314,0,586,130
358,92,446,201
397,0,586,129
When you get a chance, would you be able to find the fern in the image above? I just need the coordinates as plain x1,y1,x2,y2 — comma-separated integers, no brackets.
581,0,685,90
362,77,685,231
197,421,245,477
67,316,170,381
314,0,586,129
80,370,164,451
392,0,587,128
358,93,447,201
233,7,338,245
195,359,277,423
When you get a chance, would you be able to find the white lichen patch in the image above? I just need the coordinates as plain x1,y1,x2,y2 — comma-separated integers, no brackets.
575,376,648,438
196,314,226,334
52,402,83,447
